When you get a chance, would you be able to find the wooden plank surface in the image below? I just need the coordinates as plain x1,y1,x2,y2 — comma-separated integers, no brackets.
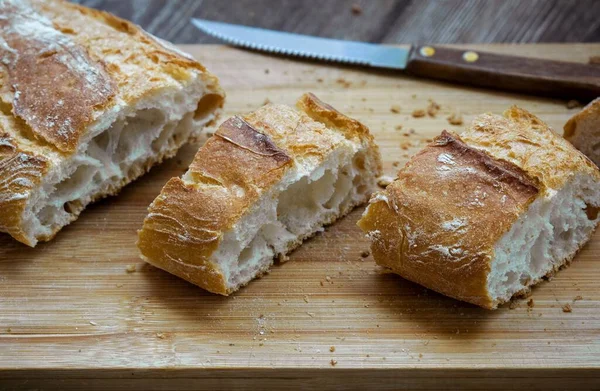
1,44,600,390
71,0,600,44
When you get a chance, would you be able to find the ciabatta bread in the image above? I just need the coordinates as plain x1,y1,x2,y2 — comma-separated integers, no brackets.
358,107,600,309
137,93,382,295
564,98,600,167
0,0,224,246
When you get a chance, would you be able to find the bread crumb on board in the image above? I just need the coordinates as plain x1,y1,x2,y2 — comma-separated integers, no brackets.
562,303,572,313
527,298,534,309
566,100,581,109
156,332,166,339
573,295,583,302
360,250,370,258
395,124,403,131
447,112,463,125
390,105,401,114
351,3,362,15
125,264,136,273
412,109,426,118
330,359,338,366
330,346,336,352
426,100,440,117
336,78,352,88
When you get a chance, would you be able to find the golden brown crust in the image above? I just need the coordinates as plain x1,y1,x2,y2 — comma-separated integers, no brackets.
0,0,117,153
463,106,600,190
0,0,224,246
359,107,600,309
564,98,600,167
358,131,539,309
138,94,380,294
297,93,383,175
138,115,297,294
0,133,49,244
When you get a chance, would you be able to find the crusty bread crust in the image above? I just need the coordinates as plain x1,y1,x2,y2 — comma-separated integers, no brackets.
564,98,600,167
358,130,540,308
359,107,600,309
137,93,382,294
0,0,224,246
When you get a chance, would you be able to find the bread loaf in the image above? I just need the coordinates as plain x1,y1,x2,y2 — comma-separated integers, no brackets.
137,93,382,294
358,107,600,309
564,98,600,167
0,0,224,246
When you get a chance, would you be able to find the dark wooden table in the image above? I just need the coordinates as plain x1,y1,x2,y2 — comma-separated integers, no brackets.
72,0,599,44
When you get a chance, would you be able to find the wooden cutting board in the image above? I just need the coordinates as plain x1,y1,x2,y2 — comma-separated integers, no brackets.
1,44,599,390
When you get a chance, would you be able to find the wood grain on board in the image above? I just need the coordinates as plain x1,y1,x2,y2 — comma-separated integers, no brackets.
1,44,600,390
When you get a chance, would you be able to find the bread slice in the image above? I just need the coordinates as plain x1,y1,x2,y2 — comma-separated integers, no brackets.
358,107,600,309
564,98,600,167
137,93,382,294
0,0,224,246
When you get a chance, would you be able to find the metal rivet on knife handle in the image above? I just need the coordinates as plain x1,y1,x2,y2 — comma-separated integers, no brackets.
463,51,479,63
419,46,435,57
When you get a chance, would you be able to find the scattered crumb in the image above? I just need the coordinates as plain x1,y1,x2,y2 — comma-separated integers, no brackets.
351,3,362,15
400,141,411,150
156,332,166,339
390,105,401,114
527,298,534,309
447,112,463,125
426,100,440,117
394,124,403,131
360,250,370,258
336,78,352,88
330,359,338,366
125,264,136,273
115,283,123,288
317,78,324,83
566,100,581,109
562,303,572,313
419,353,423,359
263,98,271,105
325,276,332,283
6,328,11,333
409,128,415,134
264,68,270,74
589,56,600,65
377,175,394,188
392,161,400,167
89,321,97,326
509,301,518,310
319,281,324,287
303,295,310,303
330,346,336,352
573,295,583,302
412,109,426,118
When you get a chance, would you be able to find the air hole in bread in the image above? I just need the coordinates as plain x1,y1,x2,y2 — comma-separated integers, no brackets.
194,93,224,121
211,149,374,291
22,89,221,244
488,175,600,303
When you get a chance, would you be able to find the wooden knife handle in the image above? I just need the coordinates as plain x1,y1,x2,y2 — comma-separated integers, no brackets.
405,45,600,101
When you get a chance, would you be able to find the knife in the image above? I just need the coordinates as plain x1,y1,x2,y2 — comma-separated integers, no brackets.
191,18,600,101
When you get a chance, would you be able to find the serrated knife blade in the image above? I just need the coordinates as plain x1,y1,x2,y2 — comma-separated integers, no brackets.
191,18,600,101
191,18,409,70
